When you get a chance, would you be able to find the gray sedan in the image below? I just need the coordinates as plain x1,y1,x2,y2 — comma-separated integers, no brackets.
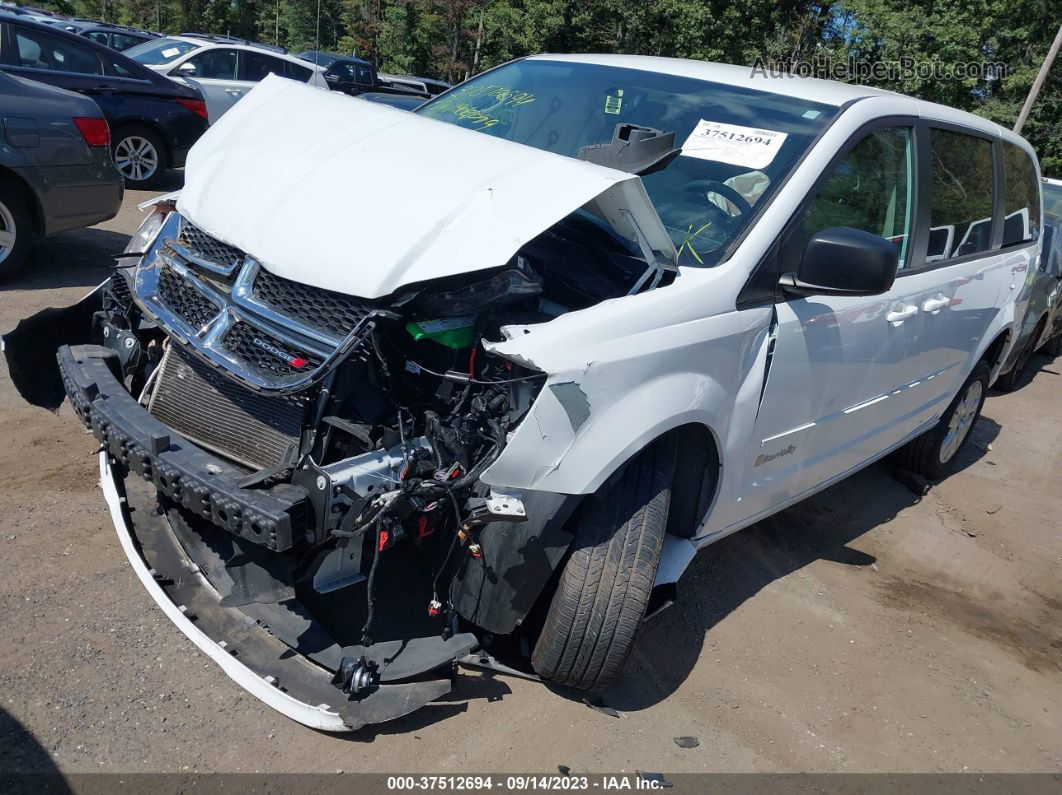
0,71,123,277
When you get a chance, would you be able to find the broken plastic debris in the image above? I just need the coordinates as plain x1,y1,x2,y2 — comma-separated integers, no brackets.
582,696,622,718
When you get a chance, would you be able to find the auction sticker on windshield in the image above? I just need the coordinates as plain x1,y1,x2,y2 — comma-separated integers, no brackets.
680,120,788,169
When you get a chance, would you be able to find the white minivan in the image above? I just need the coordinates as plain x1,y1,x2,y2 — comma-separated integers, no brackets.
7,56,1041,731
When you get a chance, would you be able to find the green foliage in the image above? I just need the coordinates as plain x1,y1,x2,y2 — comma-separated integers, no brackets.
27,0,1060,169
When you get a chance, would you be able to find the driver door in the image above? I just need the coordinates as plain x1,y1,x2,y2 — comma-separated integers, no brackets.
740,123,925,513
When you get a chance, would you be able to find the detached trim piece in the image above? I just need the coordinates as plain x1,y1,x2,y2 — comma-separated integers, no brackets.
98,452,351,732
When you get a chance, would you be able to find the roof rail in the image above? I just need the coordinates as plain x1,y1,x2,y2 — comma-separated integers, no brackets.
179,32,287,54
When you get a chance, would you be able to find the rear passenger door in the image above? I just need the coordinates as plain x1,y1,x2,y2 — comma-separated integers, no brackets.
0,22,110,96
235,50,288,95
897,127,1037,429
173,47,239,123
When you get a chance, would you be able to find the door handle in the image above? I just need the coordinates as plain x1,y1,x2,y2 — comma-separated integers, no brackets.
225,89,243,96
922,296,949,314
886,305,918,325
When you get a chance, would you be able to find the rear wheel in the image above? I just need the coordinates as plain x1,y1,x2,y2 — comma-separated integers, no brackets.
531,437,675,692
0,181,32,280
894,362,990,479
1042,331,1062,358
996,322,1043,392
112,126,166,189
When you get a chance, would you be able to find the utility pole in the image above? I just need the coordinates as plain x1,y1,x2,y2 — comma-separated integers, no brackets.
1014,22,1062,134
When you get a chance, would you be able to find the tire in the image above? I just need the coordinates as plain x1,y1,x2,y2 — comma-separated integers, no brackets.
1042,331,1062,358
995,321,1043,392
112,125,167,189
0,180,33,280
531,437,675,692
894,362,990,479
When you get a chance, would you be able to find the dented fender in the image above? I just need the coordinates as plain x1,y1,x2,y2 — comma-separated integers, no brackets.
482,281,773,495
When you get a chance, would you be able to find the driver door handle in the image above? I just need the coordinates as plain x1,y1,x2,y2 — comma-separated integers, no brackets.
922,295,950,314
886,305,919,325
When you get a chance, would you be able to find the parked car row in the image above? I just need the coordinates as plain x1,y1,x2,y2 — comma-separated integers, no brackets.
1,11,208,189
0,10,458,281
0,4,158,50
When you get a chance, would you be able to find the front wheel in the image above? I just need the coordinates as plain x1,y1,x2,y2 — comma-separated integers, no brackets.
531,437,675,692
112,126,166,189
894,362,990,479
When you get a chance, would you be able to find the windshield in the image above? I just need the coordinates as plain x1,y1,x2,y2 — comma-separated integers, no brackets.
418,59,837,267
125,37,199,65
1045,181,1062,223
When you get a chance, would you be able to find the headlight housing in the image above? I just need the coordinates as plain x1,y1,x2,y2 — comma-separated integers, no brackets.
124,199,175,257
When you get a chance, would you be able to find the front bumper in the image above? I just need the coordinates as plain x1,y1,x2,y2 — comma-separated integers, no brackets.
58,344,308,551
67,344,479,731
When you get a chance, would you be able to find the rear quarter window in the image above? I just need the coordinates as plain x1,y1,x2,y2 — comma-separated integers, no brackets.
1001,142,1041,246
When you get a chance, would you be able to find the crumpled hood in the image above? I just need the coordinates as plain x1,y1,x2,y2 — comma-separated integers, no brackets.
177,74,675,299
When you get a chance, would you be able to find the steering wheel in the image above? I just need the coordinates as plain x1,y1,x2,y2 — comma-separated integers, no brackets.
684,179,754,217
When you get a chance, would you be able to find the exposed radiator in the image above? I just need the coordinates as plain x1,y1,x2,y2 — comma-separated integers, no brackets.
148,344,309,471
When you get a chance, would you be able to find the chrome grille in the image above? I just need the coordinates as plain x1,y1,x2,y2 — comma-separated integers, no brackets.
252,268,372,340
149,344,308,470
134,212,377,394
176,219,245,273
222,321,324,378
157,265,221,330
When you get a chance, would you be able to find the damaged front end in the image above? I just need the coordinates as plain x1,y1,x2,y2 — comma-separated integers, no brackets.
5,161,675,729
0,75,690,730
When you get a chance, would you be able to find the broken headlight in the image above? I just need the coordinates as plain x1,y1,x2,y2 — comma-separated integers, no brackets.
124,200,173,258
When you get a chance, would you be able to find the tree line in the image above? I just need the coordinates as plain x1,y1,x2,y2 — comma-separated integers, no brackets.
37,0,1062,171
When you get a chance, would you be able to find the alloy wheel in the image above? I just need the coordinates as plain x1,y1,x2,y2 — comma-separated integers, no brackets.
114,135,160,183
0,200,16,265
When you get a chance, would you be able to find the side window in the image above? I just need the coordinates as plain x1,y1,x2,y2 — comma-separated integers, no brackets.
928,129,994,260
110,57,135,78
111,33,143,52
85,31,110,47
180,48,237,80
355,65,374,86
791,126,913,268
11,28,104,75
239,50,285,82
284,59,312,82
1001,142,1040,246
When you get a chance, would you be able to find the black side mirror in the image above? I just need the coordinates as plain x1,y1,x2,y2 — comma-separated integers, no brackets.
780,226,899,297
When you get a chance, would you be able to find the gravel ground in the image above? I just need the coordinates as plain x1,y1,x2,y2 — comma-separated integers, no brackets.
0,182,1059,775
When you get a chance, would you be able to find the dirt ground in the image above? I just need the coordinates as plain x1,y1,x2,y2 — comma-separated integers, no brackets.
0,181,1059,775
